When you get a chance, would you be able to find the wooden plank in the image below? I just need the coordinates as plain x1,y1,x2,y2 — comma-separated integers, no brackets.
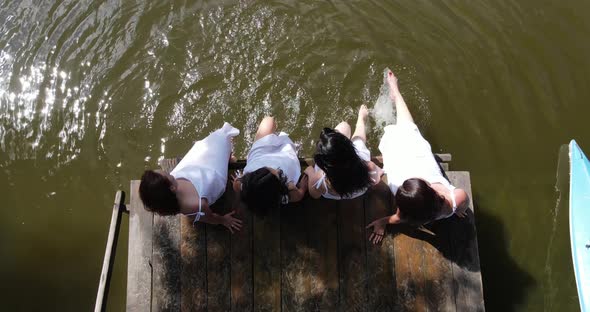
434,153,452,163
252,204,281,311
152,158,182,311
180,218,207,312
337,197,368,311
95,190,125,312
363,182,397,311
127,180,153,312
163,156,207,312
228,154,451,170
446,171,485,311
393,228,428,312
280,200,313,311
305,198,339,310
420,219,456,311
152,214,182,311
206,183,232,312
231,190,254,312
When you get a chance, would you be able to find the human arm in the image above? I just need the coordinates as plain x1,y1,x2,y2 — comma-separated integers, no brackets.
452,189,470,218
197,200,243,233
288,174,308,203
366,213,402,244
231,170,242,193
304,166,325,199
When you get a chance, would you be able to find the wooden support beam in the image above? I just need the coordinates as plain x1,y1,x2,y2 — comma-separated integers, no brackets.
224,154,451,170
94,190,125,312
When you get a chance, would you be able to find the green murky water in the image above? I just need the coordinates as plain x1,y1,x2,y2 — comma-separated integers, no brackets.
1,0,588,310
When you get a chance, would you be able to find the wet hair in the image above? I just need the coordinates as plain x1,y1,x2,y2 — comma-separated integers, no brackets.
239,167,289,217
395,178,446,225
313,127,372,198
139,170,181,216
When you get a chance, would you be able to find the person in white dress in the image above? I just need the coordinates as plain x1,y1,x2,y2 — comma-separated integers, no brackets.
366,70,470,244
139,122,243,233
232,116,308,216
304,105,384,200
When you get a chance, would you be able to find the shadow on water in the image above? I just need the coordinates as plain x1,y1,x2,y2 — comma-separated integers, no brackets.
473,198,536,311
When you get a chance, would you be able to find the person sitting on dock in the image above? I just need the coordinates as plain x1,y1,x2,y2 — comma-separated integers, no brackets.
366,70,470,244
232,116,308,216
139,122,243,233
304,105,384,200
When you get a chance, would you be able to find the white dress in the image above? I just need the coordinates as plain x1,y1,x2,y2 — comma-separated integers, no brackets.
378,120,457,217
171,122,240,223
243,132,301,184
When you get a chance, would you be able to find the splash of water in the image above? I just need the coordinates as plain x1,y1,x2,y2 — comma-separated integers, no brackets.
371,68,396,130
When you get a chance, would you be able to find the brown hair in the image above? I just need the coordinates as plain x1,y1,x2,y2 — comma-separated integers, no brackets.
139,170,181,216
395,178,445,225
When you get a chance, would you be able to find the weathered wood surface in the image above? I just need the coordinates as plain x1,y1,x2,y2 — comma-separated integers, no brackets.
206,187,232,311
127,180,153,312
337,196,368,311
364,182,397,311
152,160,182,311
127,157,484,312
231,195,253,311
252,202,281,311
305,198,339,311
446,171,485,311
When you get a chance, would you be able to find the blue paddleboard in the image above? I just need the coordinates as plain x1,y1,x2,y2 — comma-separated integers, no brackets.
570,140,590,312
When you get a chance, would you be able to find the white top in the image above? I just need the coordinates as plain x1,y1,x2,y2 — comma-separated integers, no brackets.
379,121,457,217
243,132,301,184
313,138,373,200
171,122,240,223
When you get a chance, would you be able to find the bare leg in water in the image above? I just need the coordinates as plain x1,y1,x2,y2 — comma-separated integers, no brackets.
387,70,414,124
352,104,369,142
352,105,384,182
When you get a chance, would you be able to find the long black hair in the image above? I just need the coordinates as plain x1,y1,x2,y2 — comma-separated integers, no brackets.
139,170,181,216
395,178,446,225
313,127,371,198
239,167,289,216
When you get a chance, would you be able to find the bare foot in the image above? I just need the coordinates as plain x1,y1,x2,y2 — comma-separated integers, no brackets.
358,104,369,122
387,70,399,99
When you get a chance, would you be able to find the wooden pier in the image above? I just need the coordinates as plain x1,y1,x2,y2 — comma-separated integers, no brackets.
125,156,484,311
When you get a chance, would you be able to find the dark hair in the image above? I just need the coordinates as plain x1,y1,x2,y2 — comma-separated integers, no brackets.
239,167,289,216
139,170,181,216
313,127,371,198
395,178,445,225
